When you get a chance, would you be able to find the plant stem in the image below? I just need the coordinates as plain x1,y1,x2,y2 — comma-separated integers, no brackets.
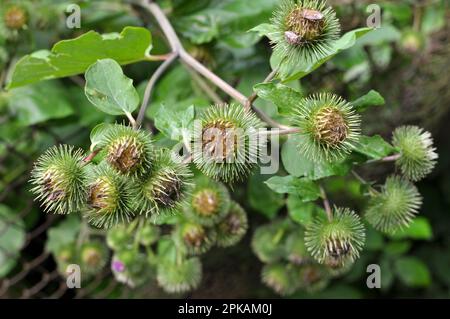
245,68,278,110
319,186,333,221
83,149,100,163
365,153,401,164
136,52,178,126
145,53,174,61
351,169,380,195
259,127,301,136
139,0,291,130
184,64,224,104
125,112,137,129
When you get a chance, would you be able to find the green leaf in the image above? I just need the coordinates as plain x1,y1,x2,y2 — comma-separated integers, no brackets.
173,0,278,46
253,82,302,115
248,23,277,39
394,257,431,287
45,215,81,254
388,217,433,240
287,196,324,226
8,81,74,126
248,173,284,219
7,27,152,89
272,27,373,82
352,90,385,112
68,86,113,127
355,135,394,160
85,59,139,116
265,176,320,202
154,105,195,141
355,25,401,46
0,204,26,278
281,135,351,179
385,241,411,256
89,123,114,151
365,225,384,251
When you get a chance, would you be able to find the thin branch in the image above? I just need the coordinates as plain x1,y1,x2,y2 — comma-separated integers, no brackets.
140,0,182,51
83,149,100,163
245,68,278,110
184,64,224,104
259,127,301,136
179,50,248,104
136,52,178,126
365,153,401,164
139,0,290,129
351,169,379,195
319,186,333,222
253,108,291,129
126,111,137,129
145,53,175,61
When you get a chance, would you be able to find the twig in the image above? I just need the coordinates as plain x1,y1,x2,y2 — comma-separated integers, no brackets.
258,127,301,136
83,149,100,163
245,68,278,110
139,0,290,129
184,64,224,104
351,169,379,195
319,186,333,222
145,53,175,61
364,153,401,164
136,52,178,126
179,50,248,104
126,111,137,129
253,110,291,130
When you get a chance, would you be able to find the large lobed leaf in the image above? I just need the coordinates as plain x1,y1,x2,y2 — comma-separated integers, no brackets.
7,27,152,89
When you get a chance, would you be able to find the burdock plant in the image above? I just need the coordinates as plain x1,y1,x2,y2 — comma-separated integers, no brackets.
79,241,109,275
193,103,264,183
292,93,361,162
99,124,153,177
270,0,340,63
22,0,440,297
84,164,133,228
3,5,27,30
365,175,422,233
392,126,438,181
185,176,231,226
261,262,299,296
215,201,248,248
133,149,192,216
176,222,216,255
30,145,88,214
156,257,202,294
305,207,365,268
